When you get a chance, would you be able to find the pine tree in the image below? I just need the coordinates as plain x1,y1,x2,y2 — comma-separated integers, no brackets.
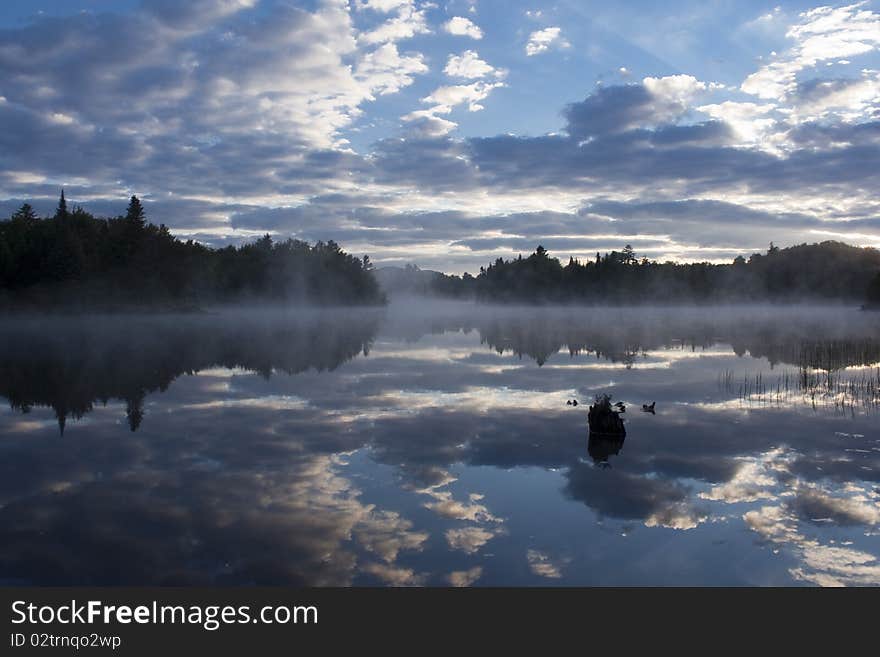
125,195,146,227
12,203,37,223
55,189,68,220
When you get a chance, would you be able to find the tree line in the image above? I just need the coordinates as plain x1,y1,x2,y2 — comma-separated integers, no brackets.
430,242,880,304
0,192,385,308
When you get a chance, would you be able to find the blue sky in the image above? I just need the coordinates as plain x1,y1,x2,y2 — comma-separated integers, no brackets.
1,1,880,271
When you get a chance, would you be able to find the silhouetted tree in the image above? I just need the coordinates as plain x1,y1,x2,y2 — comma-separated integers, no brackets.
12,203,37,223
0,190,386,308
125,195,146,227
429,242,880,304
55,189,68,220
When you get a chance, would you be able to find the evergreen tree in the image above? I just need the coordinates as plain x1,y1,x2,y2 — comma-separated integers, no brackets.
55,189,68,220
12,203,37,223
125,195,146,227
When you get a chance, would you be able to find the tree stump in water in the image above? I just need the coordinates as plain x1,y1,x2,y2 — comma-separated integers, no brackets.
588,394,626,437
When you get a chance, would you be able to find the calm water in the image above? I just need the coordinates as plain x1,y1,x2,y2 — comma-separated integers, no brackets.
1,303,879,586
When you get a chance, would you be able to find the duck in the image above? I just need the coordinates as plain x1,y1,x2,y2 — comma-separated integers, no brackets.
566,400,572,406
642,401,656,414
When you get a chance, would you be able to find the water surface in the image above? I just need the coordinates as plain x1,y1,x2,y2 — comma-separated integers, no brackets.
1,303,879,586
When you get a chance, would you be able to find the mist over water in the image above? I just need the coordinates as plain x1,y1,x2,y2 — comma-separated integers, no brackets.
1,302,879,586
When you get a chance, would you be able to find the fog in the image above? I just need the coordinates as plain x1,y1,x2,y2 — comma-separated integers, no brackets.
1,300,879,586
2,301,878,433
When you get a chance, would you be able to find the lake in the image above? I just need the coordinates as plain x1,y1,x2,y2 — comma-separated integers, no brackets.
1,303,879,586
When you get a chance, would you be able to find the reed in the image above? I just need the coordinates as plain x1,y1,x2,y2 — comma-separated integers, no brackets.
718,339,880,414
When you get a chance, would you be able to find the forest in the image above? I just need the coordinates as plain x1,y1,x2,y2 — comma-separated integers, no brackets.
0,192,385,308
4,191,880,308
430,242,880,304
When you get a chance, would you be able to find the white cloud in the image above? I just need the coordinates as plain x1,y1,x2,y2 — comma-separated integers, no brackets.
359,1,430,44
356,0,412,12
444,50,503,79
745,501,880,586
742,3,880,100
356,43,428,96
697,100,778,146
526,549,569,578
421,80,505,112
643,74,709,107
354,509,429,563
423,495,499,522
699,452,784,503
790,73,880,123
6,0,880,273
447,566,483,587
525,27,566,56
644,504,707,530
444,16,483,40
445,526,497,553
362,562,426,586
400,108,459,136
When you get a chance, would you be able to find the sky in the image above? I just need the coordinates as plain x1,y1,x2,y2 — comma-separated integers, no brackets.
1,0,880,272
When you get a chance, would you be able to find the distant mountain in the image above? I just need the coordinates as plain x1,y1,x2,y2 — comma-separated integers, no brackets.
374,265,445,296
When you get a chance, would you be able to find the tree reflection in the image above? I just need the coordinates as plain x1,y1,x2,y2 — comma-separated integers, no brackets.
588,433,626,468
0,311,379,433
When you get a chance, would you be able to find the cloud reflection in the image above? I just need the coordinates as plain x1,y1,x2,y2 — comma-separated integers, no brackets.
1,304,879,585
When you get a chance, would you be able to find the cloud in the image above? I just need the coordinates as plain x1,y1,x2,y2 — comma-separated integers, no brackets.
563,75,711,139
143,0,257,28
402,66,505,136
742,4,880,101
359,1,431,44
3,1,880,273
0,0,435,211
790,485,880,526
356,0,412,12
444,50,503,79
447,566,483,587
421,80,505,112
789,74,880,123
356,43,429,96
354,510,429,562
445,526,498,553
400,47,505,136
525,27,566,56
745,503,880,586
526,549,569,578
400,109,460,137
5,308,880,585
443,16,483,40
696,100,778,146
362,562,426,585
700,449,792,503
